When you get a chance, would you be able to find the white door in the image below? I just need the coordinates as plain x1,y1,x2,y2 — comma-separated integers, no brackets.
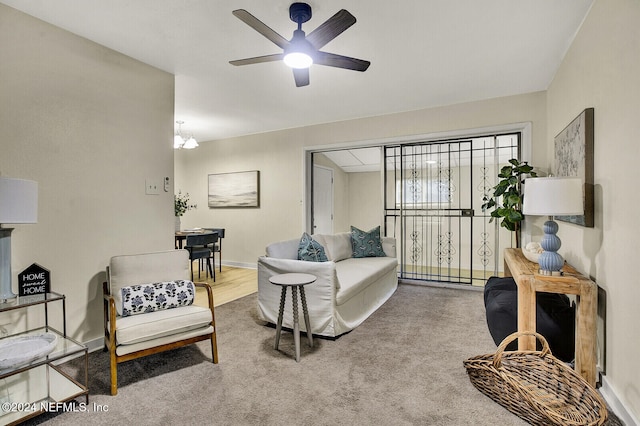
313,165,333,234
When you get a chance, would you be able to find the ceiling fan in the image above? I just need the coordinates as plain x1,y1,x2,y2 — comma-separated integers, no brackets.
229,2,370,87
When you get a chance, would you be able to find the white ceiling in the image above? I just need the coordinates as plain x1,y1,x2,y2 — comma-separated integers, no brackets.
322,148,382,173
1,0,593,143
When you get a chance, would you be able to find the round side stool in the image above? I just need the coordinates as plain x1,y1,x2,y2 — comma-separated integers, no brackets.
268,273,316,362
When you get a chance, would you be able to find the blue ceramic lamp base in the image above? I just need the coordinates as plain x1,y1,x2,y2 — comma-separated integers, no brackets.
538,219,565,275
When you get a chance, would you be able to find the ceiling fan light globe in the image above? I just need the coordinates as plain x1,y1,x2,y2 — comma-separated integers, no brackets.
284,52,313,69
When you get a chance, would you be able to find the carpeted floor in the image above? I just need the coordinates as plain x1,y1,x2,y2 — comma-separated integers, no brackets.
22,283,619,425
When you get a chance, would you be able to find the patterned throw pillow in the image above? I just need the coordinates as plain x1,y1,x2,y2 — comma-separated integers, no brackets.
298,232,328,262
351,226,386,258
121,280,195,317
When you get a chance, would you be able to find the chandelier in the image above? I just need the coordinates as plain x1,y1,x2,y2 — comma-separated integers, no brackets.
174,121,198,149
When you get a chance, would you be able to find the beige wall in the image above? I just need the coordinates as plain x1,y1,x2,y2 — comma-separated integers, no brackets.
545,0,640,420
348,172,382,232
0,5,175,343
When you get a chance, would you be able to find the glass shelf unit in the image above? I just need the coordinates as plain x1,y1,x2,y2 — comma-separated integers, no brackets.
0,292,88,425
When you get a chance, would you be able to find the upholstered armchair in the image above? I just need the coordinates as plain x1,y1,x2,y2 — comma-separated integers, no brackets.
103,249,218,395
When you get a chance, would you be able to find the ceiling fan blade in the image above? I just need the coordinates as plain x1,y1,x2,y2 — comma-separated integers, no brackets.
229,54,284,66
314,51,370,72
306,9,356,50
293,68,310,87
232,9,289,49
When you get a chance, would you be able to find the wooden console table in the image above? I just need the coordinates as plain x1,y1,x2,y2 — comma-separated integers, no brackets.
504,247,598,387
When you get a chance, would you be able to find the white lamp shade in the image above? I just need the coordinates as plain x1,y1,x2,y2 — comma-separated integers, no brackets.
182,136,199,149
522,177,583,216
0,177,38,224
174,134,185,149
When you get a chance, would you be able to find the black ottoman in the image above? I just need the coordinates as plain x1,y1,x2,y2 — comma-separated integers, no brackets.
484,276,576,362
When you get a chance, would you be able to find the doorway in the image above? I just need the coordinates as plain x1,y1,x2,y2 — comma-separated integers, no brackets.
312,165,334,234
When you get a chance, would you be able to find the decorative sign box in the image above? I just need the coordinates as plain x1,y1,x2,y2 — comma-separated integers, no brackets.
18,263,50,296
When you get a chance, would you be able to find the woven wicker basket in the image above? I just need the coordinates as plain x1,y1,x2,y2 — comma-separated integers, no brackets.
464,331,607,426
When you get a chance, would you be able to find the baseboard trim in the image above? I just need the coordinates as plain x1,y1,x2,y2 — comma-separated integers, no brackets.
221,261,256,270
84,336,106,353
600,375,639,426
399,278,484,292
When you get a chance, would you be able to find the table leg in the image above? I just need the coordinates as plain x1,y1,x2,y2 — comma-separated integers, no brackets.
292,286,300,362
576,283,598,387
275,286,287,350
517,277,536,350
300,286,313,348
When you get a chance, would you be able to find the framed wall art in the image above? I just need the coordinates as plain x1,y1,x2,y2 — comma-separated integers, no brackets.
554,107,594,227
208,170,260,208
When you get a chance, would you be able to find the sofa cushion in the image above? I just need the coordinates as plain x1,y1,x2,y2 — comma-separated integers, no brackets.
121,280,195,317
350,226,386,258
335,257,398,305
115,305,213,346
318,232,352,262
298,232,328,262
266,238,299,260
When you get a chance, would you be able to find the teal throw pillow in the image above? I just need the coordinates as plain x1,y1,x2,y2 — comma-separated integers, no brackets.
298,232,328,262
351,226,386,258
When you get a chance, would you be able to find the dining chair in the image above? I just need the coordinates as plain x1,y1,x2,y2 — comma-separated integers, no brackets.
204,228,225,272
184,232,218,281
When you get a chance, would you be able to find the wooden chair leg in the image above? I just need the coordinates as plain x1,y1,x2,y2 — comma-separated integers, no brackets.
110,349,118,396
211,332,218,364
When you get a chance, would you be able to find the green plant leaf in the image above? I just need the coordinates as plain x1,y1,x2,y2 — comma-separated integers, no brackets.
498,166,512,178
517,164,534,173
494,181,509,197
501,219,516,232
505,194,521,207
508,209,524,222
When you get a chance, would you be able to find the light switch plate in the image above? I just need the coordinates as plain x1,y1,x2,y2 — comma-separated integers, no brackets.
145,178,160,195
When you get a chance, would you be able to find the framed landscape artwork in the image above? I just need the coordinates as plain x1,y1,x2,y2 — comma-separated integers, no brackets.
208,171,260,208
554,108,594,227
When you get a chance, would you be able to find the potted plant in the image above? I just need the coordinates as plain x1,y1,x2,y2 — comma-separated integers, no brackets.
481,159,537,247
174,191,190,231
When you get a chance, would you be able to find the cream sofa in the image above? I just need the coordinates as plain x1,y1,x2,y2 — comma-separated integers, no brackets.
257,232,398,337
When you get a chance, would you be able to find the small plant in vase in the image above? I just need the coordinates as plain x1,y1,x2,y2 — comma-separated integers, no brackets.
174,191,190,231
481,159,537,247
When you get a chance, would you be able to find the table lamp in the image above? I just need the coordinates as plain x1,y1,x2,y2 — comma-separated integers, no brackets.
522,177,583,275
0,177,38,302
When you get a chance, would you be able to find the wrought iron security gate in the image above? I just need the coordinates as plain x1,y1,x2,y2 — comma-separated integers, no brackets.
384,134,521,286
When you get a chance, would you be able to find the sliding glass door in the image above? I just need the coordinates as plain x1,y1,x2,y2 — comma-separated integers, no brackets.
384,134,521,286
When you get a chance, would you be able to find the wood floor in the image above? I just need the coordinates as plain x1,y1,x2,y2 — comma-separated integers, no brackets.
192,264,257,307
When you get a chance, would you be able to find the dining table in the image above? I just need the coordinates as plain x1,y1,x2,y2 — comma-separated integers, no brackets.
175,228,207,249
